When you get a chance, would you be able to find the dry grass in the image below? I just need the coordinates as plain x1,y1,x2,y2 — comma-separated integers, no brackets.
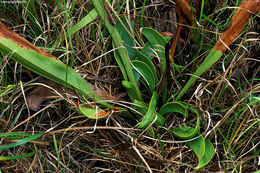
0,0,259,172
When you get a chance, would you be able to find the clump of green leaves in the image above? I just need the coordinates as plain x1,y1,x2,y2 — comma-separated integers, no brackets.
90,0,215,168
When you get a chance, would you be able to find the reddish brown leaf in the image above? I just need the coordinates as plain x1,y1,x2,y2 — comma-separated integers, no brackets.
170,0,193,59
214,0,260,53
170,17,184,60
0,22,56,59
175,0,194,26
111,107,121,113
96,111,110,117
160,32,174,37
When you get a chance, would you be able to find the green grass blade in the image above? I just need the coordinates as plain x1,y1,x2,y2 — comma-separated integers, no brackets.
233,119,260,145
21,1,42,36
140,0,147,27
190,6,224,30
0,84,19,97
0,150,37,161
53,9,98,48
0,132,32,138
0,133,42,150
52,133,61,170
70,9,98,35
61,0,74,65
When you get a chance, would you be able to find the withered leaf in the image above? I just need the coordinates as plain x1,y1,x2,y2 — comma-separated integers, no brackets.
214,0,260,53
175,0,194,26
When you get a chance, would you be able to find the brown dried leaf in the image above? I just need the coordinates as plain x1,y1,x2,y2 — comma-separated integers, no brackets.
170,0,192,59
175,0,194,26
26,80,64,111
26,80,118,111
214,0,260,53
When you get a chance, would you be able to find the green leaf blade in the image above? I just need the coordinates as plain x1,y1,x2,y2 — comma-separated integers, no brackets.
187,136,215,169
132,60,155,95
0,37,111,108
0,151,37,161
0,133,42,150
159,102,188,117
78,106,110,119
141,27,168,70
138,91,159,128
122,80,143,102
176,49,222,100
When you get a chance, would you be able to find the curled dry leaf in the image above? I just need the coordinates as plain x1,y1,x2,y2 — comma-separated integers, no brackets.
26,80,61,111
26,80,118,111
